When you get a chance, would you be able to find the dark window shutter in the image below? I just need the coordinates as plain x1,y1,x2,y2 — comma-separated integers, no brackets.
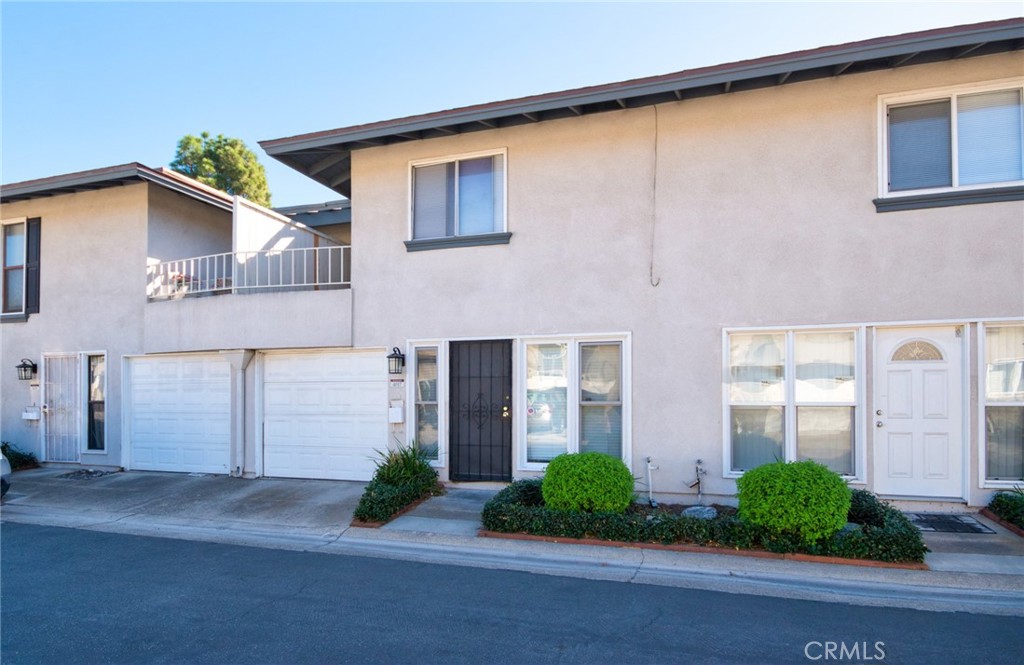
25,217,40,314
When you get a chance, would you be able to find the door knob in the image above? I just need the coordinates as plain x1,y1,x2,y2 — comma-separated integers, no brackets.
876,409,883,416
501,406,510,418
876,421,884,428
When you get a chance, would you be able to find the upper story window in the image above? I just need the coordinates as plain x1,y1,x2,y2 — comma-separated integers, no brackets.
407,150,509,251
2,220,26,314
877,80,1024,210
1,217,41,321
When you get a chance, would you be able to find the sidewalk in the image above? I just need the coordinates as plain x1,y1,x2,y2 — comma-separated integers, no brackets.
2,467,1022,616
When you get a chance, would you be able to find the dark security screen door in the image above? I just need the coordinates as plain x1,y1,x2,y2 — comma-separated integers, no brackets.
450,340,512,482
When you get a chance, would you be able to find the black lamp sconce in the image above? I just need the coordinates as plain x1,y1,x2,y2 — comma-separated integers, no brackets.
387,347,406,374
17,358,37,381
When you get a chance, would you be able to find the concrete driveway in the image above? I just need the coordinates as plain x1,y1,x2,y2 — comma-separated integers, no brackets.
2,466,366,535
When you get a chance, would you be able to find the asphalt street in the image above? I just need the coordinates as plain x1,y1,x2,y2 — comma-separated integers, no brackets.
2,523,1021,664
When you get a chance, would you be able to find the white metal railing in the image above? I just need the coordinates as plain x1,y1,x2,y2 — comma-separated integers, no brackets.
147,246,351,299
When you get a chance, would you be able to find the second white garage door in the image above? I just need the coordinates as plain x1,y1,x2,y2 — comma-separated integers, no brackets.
262,350,387,481
128,354,231,474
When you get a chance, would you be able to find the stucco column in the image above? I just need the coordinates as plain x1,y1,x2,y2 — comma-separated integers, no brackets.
219,350,254,478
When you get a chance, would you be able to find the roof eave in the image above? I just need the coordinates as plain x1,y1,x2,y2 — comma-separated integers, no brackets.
260,18,1024,196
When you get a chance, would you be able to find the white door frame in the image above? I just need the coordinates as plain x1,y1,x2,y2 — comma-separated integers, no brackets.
871,325,970,501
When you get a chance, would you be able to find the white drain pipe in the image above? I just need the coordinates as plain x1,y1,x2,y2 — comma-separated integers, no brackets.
646,457,659,508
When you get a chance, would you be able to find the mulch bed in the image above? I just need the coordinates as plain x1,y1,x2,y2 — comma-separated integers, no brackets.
349,494,432,529
979,508,1024,538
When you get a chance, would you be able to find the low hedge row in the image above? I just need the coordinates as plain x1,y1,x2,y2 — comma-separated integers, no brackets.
353,470,439,523
988,489,1024,530
481,481,927,563
353,445,441,524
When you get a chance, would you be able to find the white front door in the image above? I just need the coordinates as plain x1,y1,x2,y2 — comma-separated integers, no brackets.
43,354,82,462
873,326,964,499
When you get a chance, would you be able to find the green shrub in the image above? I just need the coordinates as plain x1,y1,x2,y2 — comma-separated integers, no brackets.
541,452,634,514
813,491,928,563
1,441,38,470
371,444,434,486
848,488,887,528
352,444,440,524
482,481,923,562
736,460,851,546
988,487,1024,530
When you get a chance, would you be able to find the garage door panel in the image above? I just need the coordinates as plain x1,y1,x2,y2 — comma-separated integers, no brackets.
129,355,231,475
263,351,387,481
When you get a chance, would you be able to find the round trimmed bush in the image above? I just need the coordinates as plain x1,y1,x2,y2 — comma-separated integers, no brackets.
736,460,851,545
541,452,634,514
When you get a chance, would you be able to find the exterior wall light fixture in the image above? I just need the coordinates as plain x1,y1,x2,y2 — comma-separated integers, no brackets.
16,358,37,381
387,347,406,375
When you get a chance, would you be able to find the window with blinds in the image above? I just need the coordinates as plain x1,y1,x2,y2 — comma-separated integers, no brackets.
727,329,859,476
886,84,1024,194
412,153,505,240
983,324,1024,482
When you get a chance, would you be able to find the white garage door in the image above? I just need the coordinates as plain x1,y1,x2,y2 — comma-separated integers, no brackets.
263,350,387,481
128,354,231,474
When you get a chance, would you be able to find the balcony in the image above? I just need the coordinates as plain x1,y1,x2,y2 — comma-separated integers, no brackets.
143,246,353,354
147,246,350,299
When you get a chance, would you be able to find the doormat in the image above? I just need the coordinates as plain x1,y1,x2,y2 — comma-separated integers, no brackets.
56,469,115,480
905,513,995,534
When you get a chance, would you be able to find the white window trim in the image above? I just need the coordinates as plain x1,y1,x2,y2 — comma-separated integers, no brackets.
517,334,631,472
407,148,508,241
978,320,1024,489
1,216,28,316
876,77,1024,199
722,327,866,482
404,333,631,475
407,342,447,468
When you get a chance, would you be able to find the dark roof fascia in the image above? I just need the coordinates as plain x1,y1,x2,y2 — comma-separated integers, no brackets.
261,19,1024,155
1,163,234,212
273,199,351,215
274,200,352,227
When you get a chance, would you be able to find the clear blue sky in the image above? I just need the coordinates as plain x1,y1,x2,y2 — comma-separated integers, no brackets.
3,1,1021,206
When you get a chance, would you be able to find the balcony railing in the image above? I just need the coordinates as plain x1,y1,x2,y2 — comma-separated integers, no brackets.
147,246,350,299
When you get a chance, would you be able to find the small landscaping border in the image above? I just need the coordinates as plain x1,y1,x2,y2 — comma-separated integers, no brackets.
979,507,1024,538
350,494,433,529
482,479,928,565
479,530,929,570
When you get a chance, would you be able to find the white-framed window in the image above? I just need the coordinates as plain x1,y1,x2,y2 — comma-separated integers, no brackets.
725,328,861,477
87,353,106,451
879,79,1024,197
412,345,442,463
981,323,1024,483
2,218,26,314
410,149,506,240
521,336,629,469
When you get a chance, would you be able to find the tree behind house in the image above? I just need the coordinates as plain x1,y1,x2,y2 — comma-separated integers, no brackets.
170,132,272,207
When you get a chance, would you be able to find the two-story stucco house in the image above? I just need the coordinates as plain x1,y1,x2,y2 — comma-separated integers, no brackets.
0,163,363,479
260,18,1024,506
2,19,1021,509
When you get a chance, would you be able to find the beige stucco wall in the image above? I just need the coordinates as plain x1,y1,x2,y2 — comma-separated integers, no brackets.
0,184,150,465
147,185,232,264
143,288,353,353
349,52,1024,503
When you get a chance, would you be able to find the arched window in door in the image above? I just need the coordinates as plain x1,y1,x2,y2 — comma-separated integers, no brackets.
891,340,943,362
